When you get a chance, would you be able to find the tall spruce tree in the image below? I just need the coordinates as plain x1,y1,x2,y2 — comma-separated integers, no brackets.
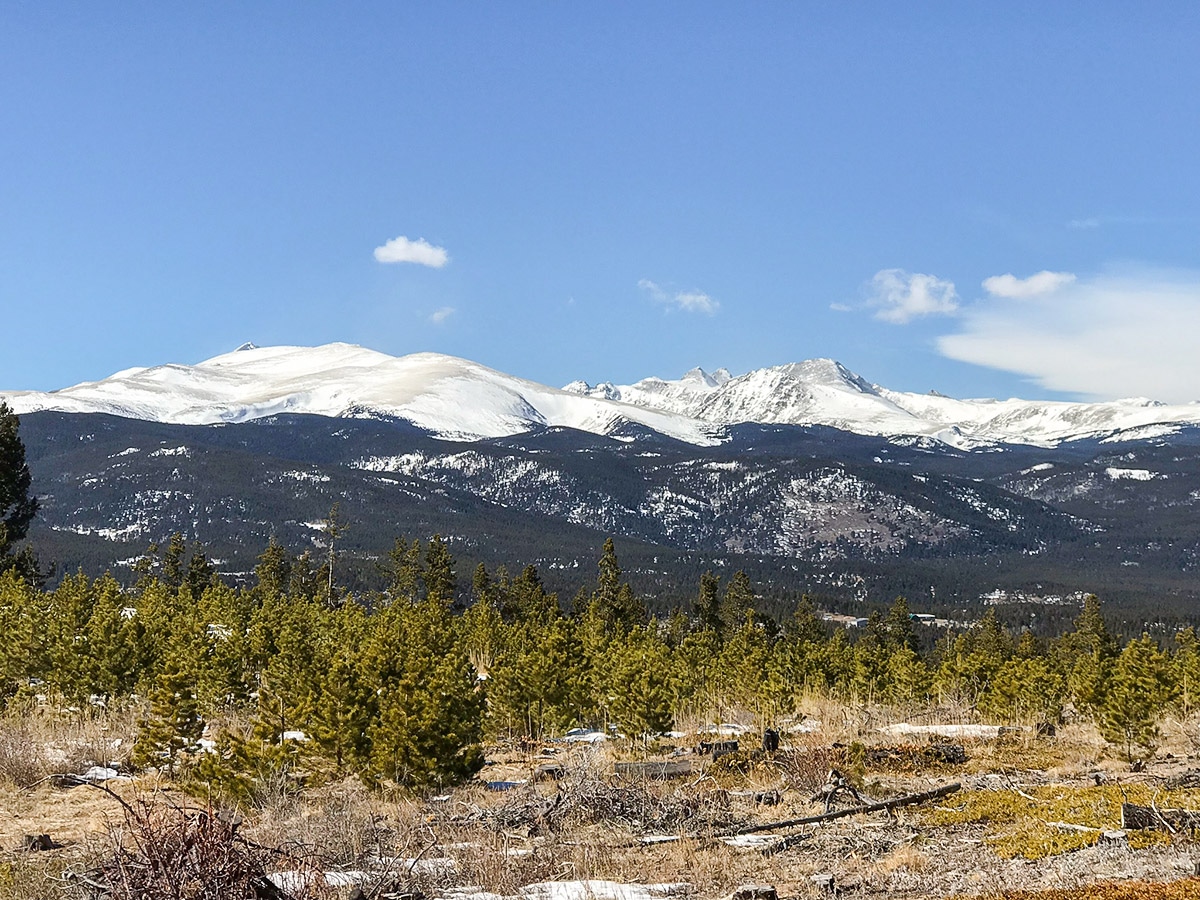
0,402,38,573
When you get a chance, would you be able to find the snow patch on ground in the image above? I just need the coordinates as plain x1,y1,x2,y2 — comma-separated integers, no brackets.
1105,467,1160,481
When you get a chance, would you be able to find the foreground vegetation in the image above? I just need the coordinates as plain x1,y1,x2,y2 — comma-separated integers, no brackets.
2,527,1199,798
3,699,1200,900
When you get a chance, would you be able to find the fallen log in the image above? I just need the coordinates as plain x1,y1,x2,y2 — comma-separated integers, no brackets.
1120,801,1200,832
726,782,961,836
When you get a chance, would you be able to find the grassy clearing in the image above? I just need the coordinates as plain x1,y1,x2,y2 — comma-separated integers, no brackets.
922,782,1200,859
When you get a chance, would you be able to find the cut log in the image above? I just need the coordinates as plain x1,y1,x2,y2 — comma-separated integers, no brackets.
731,885,777,900
1120,801,1199,831
613,760,693,780
727,782,962,836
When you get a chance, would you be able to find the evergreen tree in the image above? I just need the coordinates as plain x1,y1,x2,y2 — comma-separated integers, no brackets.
883,596,919,653
884,644,930,707
669,627,721,726
161,533,187,590
384,537,423,605
606,625,673,742
0,568,44,700
253,536,292,600
588,538,645,634
1171,627,1200,719
695,571,721,635
365,597,483,787
1055,594,1117,713
424,534,457,606
979,655,1065,724
84,572,140,700
1100,633,1171,764
719,571,756,639
308,604,374,772
132,649,204,775
0,402,37,569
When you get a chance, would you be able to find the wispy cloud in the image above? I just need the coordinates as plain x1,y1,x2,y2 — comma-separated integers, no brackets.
982,270,1076,299
867,269,959,324
428,306,455,325
374,235,449,268
938,269,1200,402
639,279,720,315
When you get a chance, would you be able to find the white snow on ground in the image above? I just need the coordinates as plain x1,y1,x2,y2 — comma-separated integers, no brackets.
881,723,1030,739
446,882,694,900
1105,467,1160,481
6,341,1200,447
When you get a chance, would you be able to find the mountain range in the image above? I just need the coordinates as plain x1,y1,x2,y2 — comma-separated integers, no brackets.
6,343,1200,627
7,342,1200,448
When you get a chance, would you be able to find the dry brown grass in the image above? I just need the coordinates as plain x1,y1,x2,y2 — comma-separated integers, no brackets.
4,699,1200,899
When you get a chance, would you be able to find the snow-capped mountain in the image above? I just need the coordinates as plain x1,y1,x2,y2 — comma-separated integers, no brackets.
564,359,1200,448
6,342,1200,448
3,343,720,446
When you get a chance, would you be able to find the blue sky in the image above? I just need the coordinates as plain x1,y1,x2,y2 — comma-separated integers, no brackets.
4,4,1200,401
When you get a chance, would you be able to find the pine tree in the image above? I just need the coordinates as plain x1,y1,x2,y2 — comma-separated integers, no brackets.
588,538,645,634
308,604,374,772
1055,594,1117,713
1100,633,1170,764
1171,627,1200,718
319,503,348,607
423,534,457,606
253,536,292,600
719,571,755,639
84,572,140,700
365,597,483,787
0,568,45,700
384,537,424,605
161,533,187,590
606,625,673,742
883,596,918,653
979,655,1065,724
695,571,721,635
0,402,37,569
132,649,204,775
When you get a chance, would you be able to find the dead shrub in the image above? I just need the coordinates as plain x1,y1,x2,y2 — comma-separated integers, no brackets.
773,745,851,793
0,721,46,788
88,791,333,900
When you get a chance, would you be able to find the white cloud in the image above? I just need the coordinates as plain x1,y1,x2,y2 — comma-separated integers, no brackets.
982,270,1076,299
428,306,455,325
938,270,1200,402
867,269,959,324
374,235,449,268
639,279,719,315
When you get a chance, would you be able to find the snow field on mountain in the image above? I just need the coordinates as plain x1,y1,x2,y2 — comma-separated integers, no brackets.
7,341,1200,448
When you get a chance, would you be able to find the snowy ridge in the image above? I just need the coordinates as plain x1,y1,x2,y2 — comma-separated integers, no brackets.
6,343,1200,448
3,344,721,446
565,359,1200,448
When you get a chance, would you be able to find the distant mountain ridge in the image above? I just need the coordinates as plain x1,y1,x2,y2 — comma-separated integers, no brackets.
6,342,1200,449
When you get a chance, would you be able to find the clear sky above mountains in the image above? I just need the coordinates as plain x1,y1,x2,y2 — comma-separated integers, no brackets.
4,4,1199,402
